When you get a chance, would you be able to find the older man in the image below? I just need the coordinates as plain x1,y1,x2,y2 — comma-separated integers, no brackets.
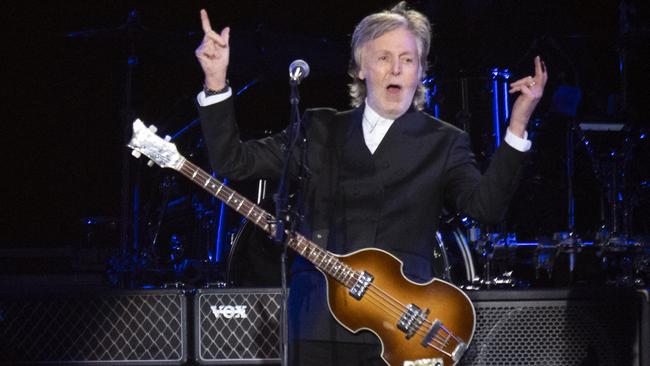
196,2,546,364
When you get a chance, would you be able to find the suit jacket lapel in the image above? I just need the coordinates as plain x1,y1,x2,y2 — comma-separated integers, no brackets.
373,109,426,161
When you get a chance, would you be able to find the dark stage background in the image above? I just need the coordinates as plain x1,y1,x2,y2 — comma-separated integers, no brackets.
2,1,648,276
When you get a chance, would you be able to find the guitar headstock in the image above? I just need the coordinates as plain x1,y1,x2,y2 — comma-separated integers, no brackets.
127,119,184,170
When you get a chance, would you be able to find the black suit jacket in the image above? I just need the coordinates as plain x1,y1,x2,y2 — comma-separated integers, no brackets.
199,97,526,341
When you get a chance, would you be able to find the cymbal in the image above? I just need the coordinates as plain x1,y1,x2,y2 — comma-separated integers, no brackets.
67,9,195,41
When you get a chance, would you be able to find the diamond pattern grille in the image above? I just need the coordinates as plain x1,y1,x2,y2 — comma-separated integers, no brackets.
197,289,281,363
0,290,186,364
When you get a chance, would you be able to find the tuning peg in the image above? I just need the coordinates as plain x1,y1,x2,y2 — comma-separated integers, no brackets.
131,150,142,158
148,125,158,133
147,160,155,167
164,135,172,142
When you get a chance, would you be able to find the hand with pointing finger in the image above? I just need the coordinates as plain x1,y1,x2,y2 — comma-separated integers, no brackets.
508,56,548,138
195,9,230,91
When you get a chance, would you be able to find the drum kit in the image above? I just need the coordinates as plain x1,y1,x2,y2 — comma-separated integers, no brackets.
431,119,650,290
71,9,649,290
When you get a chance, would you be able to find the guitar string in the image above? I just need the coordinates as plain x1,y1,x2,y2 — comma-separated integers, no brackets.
361,287,451,348
363,289,451,348
311,246,460,349
358,288,452,356
363,279,462,348
296,227,462,349
293,236,454,350
289,237,454,350
178,161,459,351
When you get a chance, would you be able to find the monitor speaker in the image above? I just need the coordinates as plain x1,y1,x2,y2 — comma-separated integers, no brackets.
462,288,645,366
193,287,282,365
0,287,187,365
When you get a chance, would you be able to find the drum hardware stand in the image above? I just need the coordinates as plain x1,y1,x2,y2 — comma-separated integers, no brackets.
489,68,511,154
144,175,174,267
571,120,646,286
551,119,583,286
475,233,494,289
70,9,193,288
552,231,582,286
466,219,495,288
574,123,636,239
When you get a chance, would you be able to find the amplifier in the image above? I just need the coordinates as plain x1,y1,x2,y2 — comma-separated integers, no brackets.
0,287,187,365
194,287,282,365
462,288,645,366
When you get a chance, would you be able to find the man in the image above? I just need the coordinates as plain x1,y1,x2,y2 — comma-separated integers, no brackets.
196,2,547,364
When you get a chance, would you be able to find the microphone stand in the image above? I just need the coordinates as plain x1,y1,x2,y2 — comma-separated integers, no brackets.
274,69,307,366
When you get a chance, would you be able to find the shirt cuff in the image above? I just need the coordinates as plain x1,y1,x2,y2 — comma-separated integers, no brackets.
196,87,233,106
504,128,532,152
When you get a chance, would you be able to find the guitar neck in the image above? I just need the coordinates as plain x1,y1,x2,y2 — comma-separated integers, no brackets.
176,159,357,286
178,159,274,234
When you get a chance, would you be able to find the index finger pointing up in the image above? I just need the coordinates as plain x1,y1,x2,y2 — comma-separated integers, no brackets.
200,9,213,33
534,56,547,78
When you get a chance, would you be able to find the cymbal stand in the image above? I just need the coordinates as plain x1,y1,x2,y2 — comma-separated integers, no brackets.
573,121,634,245
473,232,495,288
69,9,146,287
550,120,582,285
489,68,511,153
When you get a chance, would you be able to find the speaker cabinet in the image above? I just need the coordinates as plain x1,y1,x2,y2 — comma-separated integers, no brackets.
462,288,644,366
0,287,187,365
194,287,282,365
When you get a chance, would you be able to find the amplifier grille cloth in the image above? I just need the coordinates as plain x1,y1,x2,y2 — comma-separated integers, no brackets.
197,290,281,363
0,292,185,364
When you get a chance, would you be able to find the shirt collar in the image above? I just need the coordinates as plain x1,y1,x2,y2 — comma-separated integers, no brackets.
363,100,394,130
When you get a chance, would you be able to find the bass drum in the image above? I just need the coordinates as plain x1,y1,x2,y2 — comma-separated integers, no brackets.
432,218,476,285
225,217,283,287
224,180,283,288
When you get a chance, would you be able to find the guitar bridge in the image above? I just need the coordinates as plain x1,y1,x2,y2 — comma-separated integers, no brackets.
397,304,429,339
349,271,373,300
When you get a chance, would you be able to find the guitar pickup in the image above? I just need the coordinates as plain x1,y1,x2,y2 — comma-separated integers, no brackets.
397,304,429,339
349,271,373,300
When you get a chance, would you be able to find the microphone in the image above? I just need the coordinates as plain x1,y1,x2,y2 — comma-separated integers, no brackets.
289,59,310,83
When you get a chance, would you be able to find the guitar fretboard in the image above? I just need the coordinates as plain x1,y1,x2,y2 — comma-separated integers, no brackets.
177,159,359,286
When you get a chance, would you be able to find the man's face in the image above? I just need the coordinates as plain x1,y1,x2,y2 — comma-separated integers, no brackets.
358,27,421,119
